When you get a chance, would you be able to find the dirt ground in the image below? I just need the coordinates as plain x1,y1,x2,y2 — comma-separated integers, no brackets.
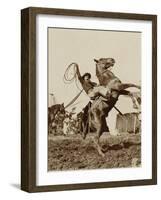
48,133,141,171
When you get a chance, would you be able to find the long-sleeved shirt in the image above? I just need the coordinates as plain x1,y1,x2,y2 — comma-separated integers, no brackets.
76,65,97,93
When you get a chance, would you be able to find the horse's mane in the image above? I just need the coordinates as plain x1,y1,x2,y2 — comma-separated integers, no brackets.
96,64,117,86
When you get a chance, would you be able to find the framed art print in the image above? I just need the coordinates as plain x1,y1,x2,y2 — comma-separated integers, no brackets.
21,7,157,192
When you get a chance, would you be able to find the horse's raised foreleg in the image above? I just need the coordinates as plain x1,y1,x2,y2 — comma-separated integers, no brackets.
129,93,139,109
119,89,139,109
119,89,130,96
120,83,141,90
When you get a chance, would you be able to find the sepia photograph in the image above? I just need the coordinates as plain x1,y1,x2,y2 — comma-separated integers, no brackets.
47,27,141,171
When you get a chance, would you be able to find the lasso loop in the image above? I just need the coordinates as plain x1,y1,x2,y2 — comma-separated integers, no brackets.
63,63,83,109
63,63,82,91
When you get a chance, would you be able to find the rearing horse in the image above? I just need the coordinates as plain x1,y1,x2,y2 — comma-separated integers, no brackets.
87,58,141,156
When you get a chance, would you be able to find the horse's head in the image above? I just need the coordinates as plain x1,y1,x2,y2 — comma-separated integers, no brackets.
94,58,115,85
94,58,115,74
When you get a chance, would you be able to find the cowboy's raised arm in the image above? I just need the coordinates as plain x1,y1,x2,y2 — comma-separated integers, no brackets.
75,63,83,84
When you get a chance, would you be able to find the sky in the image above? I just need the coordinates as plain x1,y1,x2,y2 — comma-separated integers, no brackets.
48,28,141,130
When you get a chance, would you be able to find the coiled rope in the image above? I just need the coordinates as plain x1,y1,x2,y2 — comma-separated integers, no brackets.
63,63,82,91
63,63,83,109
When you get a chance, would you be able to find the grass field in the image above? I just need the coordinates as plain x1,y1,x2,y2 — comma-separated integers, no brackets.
48,133,141,171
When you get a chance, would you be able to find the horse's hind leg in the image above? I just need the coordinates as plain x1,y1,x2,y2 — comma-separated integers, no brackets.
92,120,105,157
82,121,88,139
92,136,105,157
